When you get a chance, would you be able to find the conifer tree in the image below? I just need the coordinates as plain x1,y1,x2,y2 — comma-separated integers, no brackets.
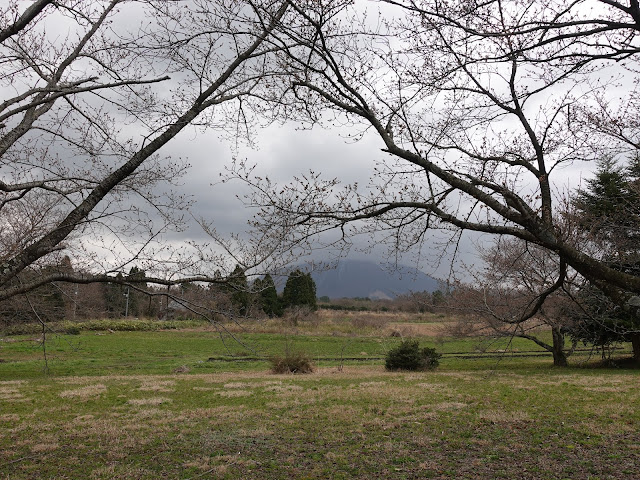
256,274,282,317
227,265,250,316
572,157,640,360
282,269,317,311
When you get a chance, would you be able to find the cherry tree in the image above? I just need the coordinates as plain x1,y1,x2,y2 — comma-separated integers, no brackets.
0,0,305,309
236,0,640,330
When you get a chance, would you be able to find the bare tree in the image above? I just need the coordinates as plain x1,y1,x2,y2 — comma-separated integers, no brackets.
233,0,640,325
462,237,578,366
0,0,310,307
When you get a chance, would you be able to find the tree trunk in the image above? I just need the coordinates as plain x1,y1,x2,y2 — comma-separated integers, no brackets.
551,326,568,367
631,332,640,362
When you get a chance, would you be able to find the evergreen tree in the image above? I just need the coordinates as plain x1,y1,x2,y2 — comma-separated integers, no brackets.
302,272,317,310
226,264,250,315
572,157,640,360
126,266,146,317
574,157,640,261
282,269,317,311
104,273,126,318
255,274,282,317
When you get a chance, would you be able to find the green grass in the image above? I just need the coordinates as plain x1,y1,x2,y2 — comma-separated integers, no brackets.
0,321,638,479
0,327,567,379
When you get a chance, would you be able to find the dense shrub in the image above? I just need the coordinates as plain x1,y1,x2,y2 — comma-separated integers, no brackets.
385,339,441,371
270,350,314,374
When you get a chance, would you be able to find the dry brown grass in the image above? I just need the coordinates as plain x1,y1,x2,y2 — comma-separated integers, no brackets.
89,465,154,479
431,401,468,411
59,384,107,399
127,397,172,406
0,386,24,400
30,442,59,453
222,382,251,389
216,390,253,398
207,309,455,337
0,413,20,422
137,379,176,393
2,366,639,479
0,380,26,385
263,383,304,393
479,409,531,423
386,321,449,337
317,309,408,321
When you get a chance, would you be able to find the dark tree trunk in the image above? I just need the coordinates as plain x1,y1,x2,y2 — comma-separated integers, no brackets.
631,332,640,362
551,326,568,367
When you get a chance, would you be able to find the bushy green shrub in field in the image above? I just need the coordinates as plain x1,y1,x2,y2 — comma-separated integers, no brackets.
270,350,314,374
385,339,441,371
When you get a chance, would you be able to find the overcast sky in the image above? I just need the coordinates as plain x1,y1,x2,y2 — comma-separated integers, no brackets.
156,123,441,278
155,122,509,282
153,106,598,283
139,1,605,284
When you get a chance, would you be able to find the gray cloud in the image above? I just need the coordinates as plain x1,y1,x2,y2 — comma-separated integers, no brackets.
148,122,483,280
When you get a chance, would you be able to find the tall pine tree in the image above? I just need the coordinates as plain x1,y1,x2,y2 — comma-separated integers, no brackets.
574,157,640,263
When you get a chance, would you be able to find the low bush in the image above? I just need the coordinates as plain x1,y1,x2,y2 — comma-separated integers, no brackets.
385,339,441,371
65,326,81,335
270,350,314,374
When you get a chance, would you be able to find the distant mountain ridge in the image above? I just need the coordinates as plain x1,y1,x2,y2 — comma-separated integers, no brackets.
306,259,440,299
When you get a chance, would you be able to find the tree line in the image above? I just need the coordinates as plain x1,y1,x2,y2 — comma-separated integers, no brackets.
1,263,318,328
223,266,317,318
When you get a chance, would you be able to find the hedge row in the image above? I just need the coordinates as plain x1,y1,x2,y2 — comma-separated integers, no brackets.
2,318,209,336
320,304,378,312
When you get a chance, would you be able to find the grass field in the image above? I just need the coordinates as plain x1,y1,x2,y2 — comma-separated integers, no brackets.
1,315,639,479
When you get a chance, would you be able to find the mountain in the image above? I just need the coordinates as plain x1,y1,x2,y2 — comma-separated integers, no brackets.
308,260,440,299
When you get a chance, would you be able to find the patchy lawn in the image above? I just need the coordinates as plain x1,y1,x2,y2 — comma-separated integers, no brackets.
1,366,638,479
